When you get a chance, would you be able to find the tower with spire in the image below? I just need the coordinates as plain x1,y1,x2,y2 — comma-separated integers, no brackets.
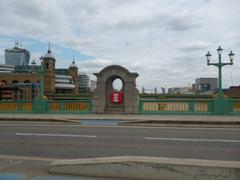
69,56,78,94
42,43,56,99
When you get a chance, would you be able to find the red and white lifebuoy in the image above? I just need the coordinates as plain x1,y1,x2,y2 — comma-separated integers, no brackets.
110,92,123,104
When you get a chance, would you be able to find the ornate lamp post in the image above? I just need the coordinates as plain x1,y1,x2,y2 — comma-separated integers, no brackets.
206,46,235,98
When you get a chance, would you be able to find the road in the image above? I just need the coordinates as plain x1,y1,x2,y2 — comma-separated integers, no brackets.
0,122,240,161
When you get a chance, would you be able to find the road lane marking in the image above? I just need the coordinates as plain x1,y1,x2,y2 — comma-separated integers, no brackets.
1,123,239,131
0,155,59,162
15,133,97,138
145,137,240,143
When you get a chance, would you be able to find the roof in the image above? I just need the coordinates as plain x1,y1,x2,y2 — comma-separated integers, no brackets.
44,44,55,59
55,83,75,89
94,65,139,78
69,59,78,69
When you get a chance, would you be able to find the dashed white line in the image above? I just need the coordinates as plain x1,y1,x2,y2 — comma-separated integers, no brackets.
15,133,97,138
0,155,59,161
1,123,240,131
145,137,240,143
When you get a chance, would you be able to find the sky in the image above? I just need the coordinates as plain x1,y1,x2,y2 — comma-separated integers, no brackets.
0,0,239,91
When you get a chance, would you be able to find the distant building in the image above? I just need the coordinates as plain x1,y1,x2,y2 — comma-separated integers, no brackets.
0,46,79,100
192,78,217,94
55,75,75,94
90,80,97,92
168,87,193,94
224,86,240,98
5,42,30,66
0,64,15,73
55,60,79,94
141,87,158,94
77,73,90,93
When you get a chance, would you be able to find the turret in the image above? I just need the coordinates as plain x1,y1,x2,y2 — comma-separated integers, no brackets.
42,44,56,99
69,57,78,94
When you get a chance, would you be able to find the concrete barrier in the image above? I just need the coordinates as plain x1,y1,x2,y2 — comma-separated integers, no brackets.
49,156,240,180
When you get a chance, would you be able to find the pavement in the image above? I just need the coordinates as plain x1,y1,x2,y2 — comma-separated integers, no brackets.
0,114,240,125
0,155,118,180
49,156,240,180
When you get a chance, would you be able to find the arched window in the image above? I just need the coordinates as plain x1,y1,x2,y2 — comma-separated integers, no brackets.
1,80,7,85
12,80,19,84
45,63,49,69
24,80,31,83
112,78,123,91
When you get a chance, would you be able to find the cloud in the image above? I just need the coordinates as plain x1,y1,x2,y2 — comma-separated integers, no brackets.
178,41,210,51
62,37,96,52
0,0,240,89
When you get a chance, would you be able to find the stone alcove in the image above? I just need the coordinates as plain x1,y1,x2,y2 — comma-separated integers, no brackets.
93,65,139,114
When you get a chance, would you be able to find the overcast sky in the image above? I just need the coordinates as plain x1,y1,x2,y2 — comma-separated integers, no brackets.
0,0,239,91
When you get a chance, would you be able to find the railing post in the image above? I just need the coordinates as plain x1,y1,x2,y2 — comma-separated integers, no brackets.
213,97,227,115
33,99,47,113
189,101,194,113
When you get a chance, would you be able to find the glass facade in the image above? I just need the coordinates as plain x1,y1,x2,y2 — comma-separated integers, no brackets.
5,46,30,66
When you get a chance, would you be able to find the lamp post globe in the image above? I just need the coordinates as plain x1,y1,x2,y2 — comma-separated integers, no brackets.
206,46,235,98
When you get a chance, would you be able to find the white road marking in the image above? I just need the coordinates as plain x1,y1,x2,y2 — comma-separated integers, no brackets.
145,137,240,143
1,123,240,131
0,155,59,161
15,133,97,138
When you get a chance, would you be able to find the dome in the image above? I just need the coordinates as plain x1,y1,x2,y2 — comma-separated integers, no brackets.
44,49,55,59
44,44,55,59
69,59,78,69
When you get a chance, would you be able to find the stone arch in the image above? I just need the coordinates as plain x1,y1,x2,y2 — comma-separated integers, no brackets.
93,65,139,114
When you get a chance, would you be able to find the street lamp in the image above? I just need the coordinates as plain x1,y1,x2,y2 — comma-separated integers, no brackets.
205,46,235,97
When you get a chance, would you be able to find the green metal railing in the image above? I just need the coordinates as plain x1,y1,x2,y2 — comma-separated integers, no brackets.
46,100,92,114
0,98,240,115
139,99,214,115
0,101,34,113
139,98,240,115
227,99,240,115
0,99,92,114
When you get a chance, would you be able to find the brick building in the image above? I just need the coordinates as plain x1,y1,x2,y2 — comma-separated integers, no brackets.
0,47,78,100
225,86,240,98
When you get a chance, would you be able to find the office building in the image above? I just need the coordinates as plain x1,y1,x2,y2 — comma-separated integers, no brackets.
192,78,218,94
5,42,30,66
0,46,79,100
77,73,90,93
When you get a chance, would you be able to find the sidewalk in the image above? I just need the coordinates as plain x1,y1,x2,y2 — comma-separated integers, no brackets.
0,114,240,125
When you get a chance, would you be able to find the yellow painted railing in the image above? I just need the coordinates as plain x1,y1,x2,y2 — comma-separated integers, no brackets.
0,103,18,111
233,101,240,112
64,102,88,111
143,102,189,112
194,102,208,112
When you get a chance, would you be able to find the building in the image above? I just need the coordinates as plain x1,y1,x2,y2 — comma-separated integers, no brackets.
0,83,39,101
192,78,218,94
5,42,30,66
77,73,90,93
141,87,158,94
224,86,240,98
168,87,193,94
90,80,97,92
0,46,79,100
0,64,15,73
55,75,75,94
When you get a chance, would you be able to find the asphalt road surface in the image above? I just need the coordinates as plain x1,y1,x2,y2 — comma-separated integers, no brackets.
0,122,239,161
